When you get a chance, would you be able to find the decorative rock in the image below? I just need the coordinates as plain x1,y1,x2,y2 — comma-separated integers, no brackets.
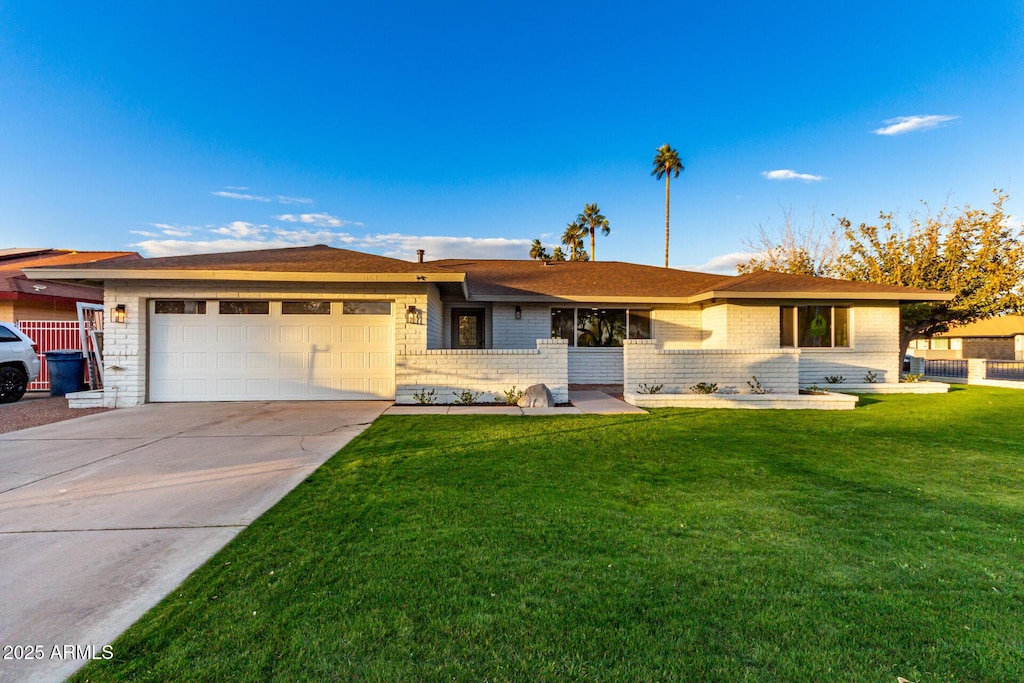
517,383,554,408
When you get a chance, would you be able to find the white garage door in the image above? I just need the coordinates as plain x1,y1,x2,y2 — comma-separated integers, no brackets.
149,299,394,401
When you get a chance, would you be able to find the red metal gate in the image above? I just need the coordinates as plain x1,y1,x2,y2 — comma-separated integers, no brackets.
15,321,84,391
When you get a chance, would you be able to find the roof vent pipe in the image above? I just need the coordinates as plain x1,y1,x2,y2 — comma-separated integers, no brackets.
416,249,425,263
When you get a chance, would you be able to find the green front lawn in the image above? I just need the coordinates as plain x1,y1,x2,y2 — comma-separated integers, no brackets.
75,388,1024,682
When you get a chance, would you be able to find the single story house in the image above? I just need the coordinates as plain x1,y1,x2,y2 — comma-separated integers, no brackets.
908,315,1024,361
0,248,140,322
26,245,950,407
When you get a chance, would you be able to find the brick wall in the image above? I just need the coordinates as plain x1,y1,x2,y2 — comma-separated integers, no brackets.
491,303,550,349
624,339,800,394
396,338,568,404
652,305,704,348
568,348,623,383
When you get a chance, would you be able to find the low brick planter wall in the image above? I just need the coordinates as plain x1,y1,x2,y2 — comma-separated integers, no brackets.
624,391,859,410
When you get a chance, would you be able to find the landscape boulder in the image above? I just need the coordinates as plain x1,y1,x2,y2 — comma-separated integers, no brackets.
517,383,554,408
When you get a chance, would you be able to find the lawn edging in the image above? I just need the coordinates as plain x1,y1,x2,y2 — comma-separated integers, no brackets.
623,391,859,410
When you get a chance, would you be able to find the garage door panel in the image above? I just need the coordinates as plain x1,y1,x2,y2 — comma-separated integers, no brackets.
309,327,332,343
279,326,305,343
217,326,242,343
150,300,394,401
279,352,305,369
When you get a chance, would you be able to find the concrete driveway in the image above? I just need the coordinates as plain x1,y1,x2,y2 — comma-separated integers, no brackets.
0,401,388,683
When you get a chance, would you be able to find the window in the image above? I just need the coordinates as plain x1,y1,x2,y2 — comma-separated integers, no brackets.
342,301,391,315
282,301,331,315
154,300,207,315
219,301,269,315
780,306,850,348
550,308,652,347
0,325,21,342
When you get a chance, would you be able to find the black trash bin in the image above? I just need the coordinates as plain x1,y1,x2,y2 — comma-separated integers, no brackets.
45,350,86,397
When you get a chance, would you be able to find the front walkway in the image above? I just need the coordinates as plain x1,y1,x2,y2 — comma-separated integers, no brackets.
0,401,389,683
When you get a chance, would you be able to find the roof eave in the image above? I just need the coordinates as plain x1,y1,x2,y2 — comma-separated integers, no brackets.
23,267,467,285
688,289,953,303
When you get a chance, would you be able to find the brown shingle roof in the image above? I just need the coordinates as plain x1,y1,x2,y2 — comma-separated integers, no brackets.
429,259,732,299
48,245,451,274
26,245,952,302
692,269,947,298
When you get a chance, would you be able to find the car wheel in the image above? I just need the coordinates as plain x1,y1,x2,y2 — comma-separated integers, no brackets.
0,365,28,404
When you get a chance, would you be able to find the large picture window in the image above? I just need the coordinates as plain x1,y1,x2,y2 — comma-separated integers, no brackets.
781,306,850,348
550,308,652,347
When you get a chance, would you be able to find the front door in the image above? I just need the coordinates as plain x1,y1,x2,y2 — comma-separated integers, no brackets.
452,308,485,349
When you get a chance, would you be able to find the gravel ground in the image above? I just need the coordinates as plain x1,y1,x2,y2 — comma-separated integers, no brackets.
0,392,110,434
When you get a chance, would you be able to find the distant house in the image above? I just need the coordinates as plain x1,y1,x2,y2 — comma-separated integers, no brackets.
0,248,140,321
909,315,1024,361
27,245,950,407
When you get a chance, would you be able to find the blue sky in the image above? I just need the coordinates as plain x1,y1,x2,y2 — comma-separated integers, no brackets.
1,1,1021,272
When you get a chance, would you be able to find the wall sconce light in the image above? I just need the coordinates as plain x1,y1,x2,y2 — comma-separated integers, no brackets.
406,305,421,324
111,304,127,324
515,305,522,320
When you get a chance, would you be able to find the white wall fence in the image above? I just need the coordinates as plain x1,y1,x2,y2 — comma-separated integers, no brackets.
623,340,801,395
396,339,569,404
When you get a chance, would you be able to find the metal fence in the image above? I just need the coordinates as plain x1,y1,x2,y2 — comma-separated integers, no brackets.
924,359,968,378
986,361,1024,382
14,320,84,391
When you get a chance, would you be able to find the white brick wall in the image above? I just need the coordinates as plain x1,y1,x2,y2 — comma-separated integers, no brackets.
396,339,568,404
624,339,801,394
652,305,704,349
492,303,550,349
102,280,432,407
568,348,623,383
700,303,778,349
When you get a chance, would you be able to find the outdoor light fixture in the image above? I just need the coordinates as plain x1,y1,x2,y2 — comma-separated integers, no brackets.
515,305,522,320
406,305,420,324
111,304,127,323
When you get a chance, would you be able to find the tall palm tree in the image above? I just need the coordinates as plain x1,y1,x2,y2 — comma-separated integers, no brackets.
561,219,586,261
651,144,685,267
550,246,567,261
529,238,551,260
578,203,610,260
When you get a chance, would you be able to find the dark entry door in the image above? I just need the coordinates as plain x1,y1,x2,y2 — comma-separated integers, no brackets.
452,309,485,349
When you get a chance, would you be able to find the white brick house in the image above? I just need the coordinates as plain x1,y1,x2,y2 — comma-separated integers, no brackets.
27,245,950,406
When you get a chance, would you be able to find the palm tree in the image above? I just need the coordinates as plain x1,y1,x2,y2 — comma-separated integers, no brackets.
550,246,567,261
529,238,551,260
578,203,610,260
651,144,685,267
561,219,586,261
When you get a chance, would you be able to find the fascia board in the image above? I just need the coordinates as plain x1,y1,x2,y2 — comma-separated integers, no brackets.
22,268,467,285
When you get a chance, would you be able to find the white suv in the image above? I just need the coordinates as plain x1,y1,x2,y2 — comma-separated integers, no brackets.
0,322,41,403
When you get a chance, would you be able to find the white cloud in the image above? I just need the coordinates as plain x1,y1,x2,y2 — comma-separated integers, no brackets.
132,239,303,258
677,251,756,275
762,169,826,182
276,195,314,205
210,221,265,239
129,230,159,237
361,234,533,261
872,114,959,136
211,190,272,202
273,212,362,228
